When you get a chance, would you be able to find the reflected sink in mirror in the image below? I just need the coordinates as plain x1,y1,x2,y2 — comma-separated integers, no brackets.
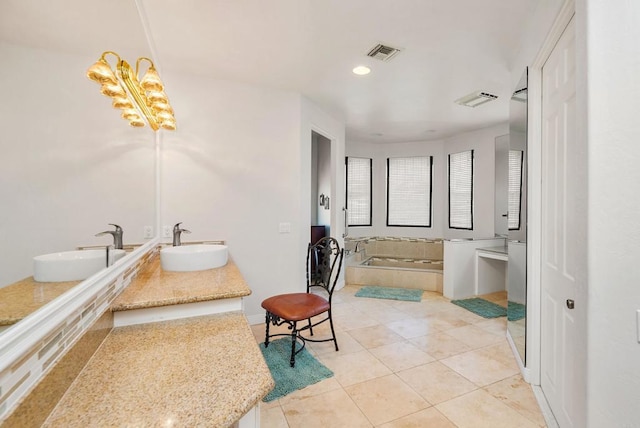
33,249,126,283
160,244,228,272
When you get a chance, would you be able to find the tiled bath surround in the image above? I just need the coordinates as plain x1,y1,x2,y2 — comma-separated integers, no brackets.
345,237,444,292
0,246,158,426
345,236,444,261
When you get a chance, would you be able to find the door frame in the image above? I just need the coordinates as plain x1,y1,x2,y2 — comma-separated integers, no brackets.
526,0,575,387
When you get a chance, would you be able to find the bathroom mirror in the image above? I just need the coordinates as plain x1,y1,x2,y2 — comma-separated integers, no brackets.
507,68,528,363
0,1,156,335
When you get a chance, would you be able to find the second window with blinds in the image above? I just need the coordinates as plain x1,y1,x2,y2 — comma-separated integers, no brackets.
448,150,474,230
387,156,433,227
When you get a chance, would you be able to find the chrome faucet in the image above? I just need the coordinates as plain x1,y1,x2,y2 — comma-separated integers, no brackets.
95,224,123,250
355,240,365,253
172,222,191,246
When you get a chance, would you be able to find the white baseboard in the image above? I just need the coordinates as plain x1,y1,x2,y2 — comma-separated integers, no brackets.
113,298,243,327
532,385,559,428
246,313,266,326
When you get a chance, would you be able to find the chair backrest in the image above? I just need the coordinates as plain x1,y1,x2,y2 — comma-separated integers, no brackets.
306,237,344,300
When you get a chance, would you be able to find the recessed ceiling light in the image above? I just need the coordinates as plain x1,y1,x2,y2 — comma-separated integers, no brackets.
352,65,371,76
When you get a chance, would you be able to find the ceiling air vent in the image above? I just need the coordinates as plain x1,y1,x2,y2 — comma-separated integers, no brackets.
454,91,499,108
367,43,401,62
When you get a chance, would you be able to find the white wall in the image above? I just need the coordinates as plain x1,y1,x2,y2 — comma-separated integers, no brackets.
0,42,155,288
160,72,345,321
584,0,640,425
346,124,507,240
160,71,305,321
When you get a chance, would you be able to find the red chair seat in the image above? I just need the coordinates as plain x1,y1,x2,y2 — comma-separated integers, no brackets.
261,293,330,321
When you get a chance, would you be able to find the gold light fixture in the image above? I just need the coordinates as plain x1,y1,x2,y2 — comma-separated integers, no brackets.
87,51,176,131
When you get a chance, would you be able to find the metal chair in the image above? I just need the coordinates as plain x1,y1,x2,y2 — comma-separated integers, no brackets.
261,237,344,367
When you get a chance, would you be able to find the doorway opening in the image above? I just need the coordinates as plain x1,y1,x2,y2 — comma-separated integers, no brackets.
311,131,332,245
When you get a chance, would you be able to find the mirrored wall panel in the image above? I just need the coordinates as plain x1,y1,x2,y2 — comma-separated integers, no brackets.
0,0,156,335
507,68,528,363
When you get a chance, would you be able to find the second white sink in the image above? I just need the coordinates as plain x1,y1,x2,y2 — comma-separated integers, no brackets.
160,244,228,272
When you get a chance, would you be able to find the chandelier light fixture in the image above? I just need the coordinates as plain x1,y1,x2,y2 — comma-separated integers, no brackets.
86,51,176,131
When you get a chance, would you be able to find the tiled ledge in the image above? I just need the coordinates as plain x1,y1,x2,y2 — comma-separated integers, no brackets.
43,312,274,427
345,236,444,261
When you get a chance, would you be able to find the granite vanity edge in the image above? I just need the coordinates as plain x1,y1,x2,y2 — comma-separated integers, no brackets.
110,289,251,312
110,257,252,312
42,312,275,427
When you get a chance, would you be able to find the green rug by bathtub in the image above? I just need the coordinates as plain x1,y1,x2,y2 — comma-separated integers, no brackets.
507,301,526,321
451,298,507,318
355,286,423,302
260,338,333,402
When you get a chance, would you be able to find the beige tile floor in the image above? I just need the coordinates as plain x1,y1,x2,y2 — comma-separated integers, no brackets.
251,286,546,428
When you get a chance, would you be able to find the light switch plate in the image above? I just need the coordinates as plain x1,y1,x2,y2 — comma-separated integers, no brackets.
278,222,291,233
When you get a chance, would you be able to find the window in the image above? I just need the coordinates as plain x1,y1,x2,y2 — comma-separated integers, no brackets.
345,157,372,226
386,156,433,227
448,150,474,229
508,150,524,230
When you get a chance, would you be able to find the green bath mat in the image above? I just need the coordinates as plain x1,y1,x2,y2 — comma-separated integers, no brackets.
507,301,526,321
451,298,507,318
260,338,333,402
355,286,423,302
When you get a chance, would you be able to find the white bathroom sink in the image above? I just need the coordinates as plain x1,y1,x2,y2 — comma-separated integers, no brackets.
160,244,228,272
33,249,126,282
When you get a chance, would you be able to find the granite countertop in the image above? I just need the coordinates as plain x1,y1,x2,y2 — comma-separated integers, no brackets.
43,312,274,427
112,255,251,312
0,278,80,327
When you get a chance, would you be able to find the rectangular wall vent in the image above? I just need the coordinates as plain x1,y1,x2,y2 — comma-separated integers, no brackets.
454,91,498,108
367,44,401,62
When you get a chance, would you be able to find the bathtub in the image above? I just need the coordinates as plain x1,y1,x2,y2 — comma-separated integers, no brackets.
346,254,443,292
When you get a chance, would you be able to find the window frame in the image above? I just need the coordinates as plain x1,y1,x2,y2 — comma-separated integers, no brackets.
345,156,373,227
448,150,474,230
385,156,433,228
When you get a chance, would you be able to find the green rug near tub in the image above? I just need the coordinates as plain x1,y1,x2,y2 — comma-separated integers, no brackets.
260,338,333,402
451,298,507,318
507,301,526,321
355,286,423,302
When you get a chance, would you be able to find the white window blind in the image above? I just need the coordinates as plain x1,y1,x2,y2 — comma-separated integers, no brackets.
448,150,474,229
346,157,372,226
387,156,432,227
508,150,524,230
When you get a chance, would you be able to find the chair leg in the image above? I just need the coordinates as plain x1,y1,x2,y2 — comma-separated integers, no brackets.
328,310,339,351
290,321,297,367
264,312,271,348
308,318,314,336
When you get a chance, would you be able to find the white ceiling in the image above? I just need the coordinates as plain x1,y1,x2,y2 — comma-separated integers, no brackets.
1,0,539,144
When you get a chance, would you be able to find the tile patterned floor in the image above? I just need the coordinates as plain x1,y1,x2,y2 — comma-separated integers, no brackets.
251,286,546,428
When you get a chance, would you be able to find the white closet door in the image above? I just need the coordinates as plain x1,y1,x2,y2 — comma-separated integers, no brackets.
540,16,586,428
